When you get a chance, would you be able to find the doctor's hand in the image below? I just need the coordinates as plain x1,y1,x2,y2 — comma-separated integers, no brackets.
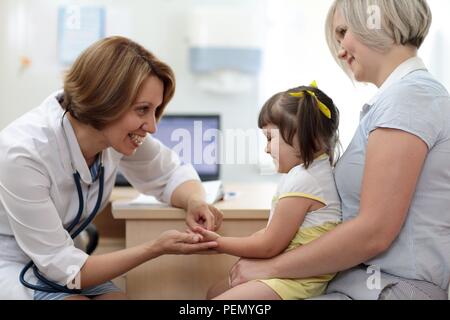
185,197,223,231
151,230,218,256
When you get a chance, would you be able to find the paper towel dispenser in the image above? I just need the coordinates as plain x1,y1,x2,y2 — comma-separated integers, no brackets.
187,6,265,94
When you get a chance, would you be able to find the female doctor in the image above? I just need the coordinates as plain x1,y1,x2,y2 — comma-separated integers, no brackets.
0,36,222,300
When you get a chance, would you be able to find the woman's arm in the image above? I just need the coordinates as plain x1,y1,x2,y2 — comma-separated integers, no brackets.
195,196,314,258
171,180,206,209
79,230,217,289
229,129,428,286
171,180,223,231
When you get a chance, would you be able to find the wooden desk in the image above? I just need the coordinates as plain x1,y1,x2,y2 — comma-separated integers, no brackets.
112,183,276,300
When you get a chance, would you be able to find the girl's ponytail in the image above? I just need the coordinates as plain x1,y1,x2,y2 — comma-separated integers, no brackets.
296,91,325,168
291,84,340,169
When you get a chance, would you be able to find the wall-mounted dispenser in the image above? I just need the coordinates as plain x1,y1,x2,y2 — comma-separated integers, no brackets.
187,6,265,94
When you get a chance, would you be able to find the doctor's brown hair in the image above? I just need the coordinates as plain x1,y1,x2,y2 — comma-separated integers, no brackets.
60,36,175,130
258,86,340,169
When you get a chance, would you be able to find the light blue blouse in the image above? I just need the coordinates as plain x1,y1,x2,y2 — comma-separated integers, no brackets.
334,57,450,290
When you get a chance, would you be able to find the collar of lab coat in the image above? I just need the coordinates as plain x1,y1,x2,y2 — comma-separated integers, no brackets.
49,92,96,185
61,115,96,184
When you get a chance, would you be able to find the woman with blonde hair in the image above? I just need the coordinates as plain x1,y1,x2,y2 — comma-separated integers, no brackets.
0,36,222,300
226,0,450,300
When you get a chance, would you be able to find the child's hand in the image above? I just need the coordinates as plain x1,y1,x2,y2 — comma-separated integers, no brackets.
150,230,217,256
192,226,220,242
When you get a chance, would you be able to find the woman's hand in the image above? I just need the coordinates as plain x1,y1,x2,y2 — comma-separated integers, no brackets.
170,181,223,231
229,258,275,287
151,230,218,256
186,197,223,231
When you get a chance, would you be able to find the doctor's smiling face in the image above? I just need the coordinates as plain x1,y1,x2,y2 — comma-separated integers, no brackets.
101,76,164,156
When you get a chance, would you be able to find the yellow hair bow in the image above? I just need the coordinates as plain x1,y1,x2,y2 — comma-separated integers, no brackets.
289,81,332,119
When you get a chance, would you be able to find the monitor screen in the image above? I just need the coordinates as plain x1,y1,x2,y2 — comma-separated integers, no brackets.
152,115,220,181
115,114,220,186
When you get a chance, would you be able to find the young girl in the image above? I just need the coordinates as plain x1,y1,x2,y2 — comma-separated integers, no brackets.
195,81,342,300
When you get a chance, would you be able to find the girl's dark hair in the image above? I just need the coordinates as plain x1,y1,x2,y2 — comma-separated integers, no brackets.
258,85,340,169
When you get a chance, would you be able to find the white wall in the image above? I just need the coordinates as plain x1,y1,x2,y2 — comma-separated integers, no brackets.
0,0,62,128
0,0,270,182
422,0,450,88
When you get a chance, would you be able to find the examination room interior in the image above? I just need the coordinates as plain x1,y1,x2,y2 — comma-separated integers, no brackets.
0,0,449,297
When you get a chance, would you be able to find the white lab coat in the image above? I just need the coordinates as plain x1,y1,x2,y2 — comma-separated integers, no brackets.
0,92,200,299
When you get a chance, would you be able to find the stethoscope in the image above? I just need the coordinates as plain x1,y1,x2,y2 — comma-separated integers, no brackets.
19,111,105,294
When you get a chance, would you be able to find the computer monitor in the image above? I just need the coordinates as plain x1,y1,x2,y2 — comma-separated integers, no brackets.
115,114,221,186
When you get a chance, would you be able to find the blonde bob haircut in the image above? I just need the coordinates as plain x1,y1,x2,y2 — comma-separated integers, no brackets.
61,36,176,130
326,0,432,70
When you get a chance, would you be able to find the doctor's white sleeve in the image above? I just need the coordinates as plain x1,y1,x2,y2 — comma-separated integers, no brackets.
119,136,200,204
0,155,88,286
